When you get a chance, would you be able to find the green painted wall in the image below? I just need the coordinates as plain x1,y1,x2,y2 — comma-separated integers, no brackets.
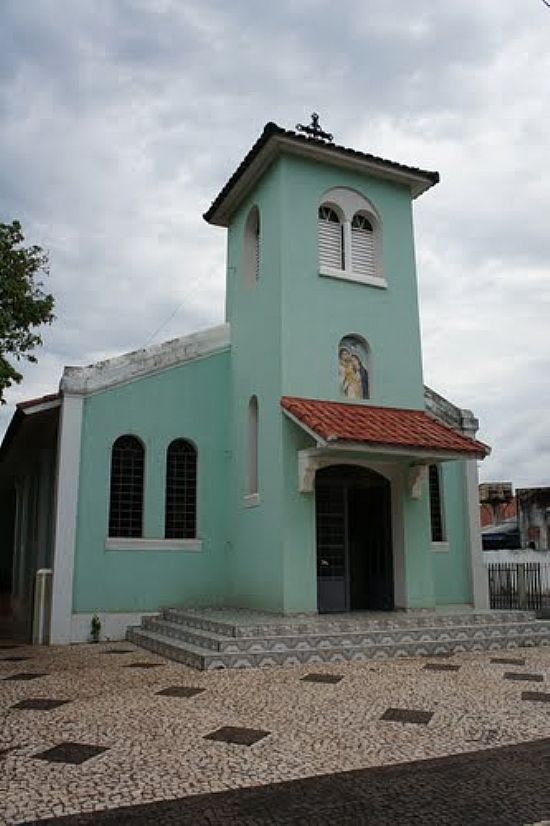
431,460,472,604
225,162,286,610
73,351,231,613
279,154,425,409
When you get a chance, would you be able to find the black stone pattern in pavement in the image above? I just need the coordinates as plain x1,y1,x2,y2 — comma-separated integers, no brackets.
22,738,550,825
33,742,109,766
301,673,344,684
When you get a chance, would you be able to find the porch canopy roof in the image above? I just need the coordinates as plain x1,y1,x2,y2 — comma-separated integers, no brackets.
281,396,490,460
0,393,60,488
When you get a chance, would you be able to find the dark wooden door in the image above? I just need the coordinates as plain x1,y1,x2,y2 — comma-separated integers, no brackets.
316,466,393,613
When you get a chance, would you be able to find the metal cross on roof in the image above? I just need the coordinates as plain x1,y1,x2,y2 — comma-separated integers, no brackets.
295,113,333,142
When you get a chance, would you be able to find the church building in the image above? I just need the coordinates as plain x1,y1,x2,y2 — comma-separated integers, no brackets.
0,117,491,646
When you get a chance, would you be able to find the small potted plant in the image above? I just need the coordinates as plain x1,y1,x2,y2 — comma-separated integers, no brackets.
90,614,101,643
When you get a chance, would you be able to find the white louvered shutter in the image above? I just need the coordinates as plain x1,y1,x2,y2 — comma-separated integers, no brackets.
351,214,375,278
318,206,343,269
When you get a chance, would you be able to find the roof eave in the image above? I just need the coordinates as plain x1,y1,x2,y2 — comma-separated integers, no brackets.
204,129,439,228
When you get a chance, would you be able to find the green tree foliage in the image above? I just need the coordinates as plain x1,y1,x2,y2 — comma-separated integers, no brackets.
0,220,55,403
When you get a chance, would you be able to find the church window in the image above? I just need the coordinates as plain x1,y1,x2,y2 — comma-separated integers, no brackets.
165,439,197,539
429,464,446,542
244,206,261,287
247,395,259,497
338,335,370,400
351,213,375,279
108,436,144,538
318,205,344,269
318,188,385,287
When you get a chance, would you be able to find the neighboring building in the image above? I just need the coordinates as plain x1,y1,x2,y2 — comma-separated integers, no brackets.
0,118,490,645
479,482,520,551
479,482,517,529
517,488,550,550
479,483,550,555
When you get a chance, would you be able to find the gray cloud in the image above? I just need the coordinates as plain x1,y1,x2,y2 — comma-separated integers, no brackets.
1,0,549,486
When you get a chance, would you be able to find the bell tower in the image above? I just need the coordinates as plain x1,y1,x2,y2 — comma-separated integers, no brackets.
203,117,440,613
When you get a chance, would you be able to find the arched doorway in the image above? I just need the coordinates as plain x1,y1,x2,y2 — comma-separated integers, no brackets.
316,465,394,613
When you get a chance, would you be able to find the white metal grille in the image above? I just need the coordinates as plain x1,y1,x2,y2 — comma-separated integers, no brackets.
351,214,375,278
165,439,197,539
318,206,343,269
108,436,144,538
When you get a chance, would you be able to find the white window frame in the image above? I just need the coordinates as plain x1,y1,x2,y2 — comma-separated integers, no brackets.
318,187,386,288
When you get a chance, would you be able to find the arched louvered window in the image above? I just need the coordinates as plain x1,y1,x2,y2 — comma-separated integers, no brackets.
318,205,344,270
108,436,144,538
247,396,259,496
244,206,261,287
165,439,197,539
429,464,446,542
351,213,375,278
318,188,384,285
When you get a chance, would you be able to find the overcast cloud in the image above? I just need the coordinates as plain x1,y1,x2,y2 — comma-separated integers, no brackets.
1,0,549,486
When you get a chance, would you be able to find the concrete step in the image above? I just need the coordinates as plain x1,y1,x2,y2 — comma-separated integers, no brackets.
161,607,540,639
142,616,550,655
127,623,550,671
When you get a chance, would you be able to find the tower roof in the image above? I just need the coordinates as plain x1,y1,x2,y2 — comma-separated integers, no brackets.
204,121,440,227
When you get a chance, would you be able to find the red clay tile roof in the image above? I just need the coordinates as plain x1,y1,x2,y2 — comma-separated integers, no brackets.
281,397,489,458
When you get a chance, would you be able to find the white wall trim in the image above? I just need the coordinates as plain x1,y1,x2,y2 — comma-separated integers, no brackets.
320,267,388,289
104,537,203,552
50,395,84,644
464,455,490,609
70,611,157,643
431,541,450,554
243,493,260,508
61,323,231,396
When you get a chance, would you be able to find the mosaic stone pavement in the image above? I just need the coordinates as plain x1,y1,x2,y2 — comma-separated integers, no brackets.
2,639,550,823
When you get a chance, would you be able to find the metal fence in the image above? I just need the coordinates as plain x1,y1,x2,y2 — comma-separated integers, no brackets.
487,563,550,611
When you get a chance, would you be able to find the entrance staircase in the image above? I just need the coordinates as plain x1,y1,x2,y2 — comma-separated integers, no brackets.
126,607,550,670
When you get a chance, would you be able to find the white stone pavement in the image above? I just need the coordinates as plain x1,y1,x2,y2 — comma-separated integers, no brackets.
1,639,550,824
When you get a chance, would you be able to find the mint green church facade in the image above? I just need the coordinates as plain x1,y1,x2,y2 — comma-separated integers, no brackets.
0,121,490,644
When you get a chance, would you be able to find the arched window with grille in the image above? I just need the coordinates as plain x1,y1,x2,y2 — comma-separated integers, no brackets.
428,464,446,543
108,435,144,538
244,205,261,287
318,205,344,270
247,395,259,497
165,439,197,539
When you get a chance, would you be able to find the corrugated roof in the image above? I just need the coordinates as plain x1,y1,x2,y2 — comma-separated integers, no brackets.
204,122,439,225
281,396,489,458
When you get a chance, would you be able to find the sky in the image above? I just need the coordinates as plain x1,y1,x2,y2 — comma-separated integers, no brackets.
1,0,549,486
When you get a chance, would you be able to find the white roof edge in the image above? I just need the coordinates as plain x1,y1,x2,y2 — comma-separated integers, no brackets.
61,323,231,396
423,385,479,435
21,398,61,416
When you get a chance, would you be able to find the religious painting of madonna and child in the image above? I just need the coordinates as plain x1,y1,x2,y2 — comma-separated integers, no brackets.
338,336,370,400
